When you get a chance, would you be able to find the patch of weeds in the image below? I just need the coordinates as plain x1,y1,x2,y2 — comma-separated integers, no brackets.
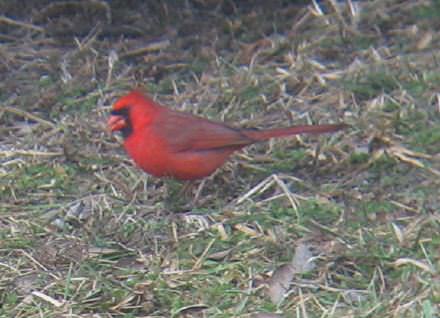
358,201,395,222
164,181,193,210
119,221,141,238
300,199,342,225
0,292,19,312
382,101,401,112
77,155,122,169
401,71,440,99
141,217,173,240
369,155,397,174
0,234,35,249
316,34,344,51
55,89,99,115
156,77,175,95
256,303,279,315
421,70,440,85
348,34,378,50
237,83,261,102
175,235,214,262
422,300,437,318
79,94,99,112
199,280,237,308
228,204,297,228
235,84,279,116
341,245,392,272
405,78,429,97
266,148,307,173
142,82,160,95
2,163,77,198
330,267,373,290
267,201,299,221
94,289,132,311
349,151,369,165
377,174,401,188
394,108,428,135
273,147,307,162
343,71,398,101
189,57,211,76
38,75,55,88
153,279,179,312
410,125,440,153
412,1,440,26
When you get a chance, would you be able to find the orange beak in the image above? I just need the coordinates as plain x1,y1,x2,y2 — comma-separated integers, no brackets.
107,115,126,132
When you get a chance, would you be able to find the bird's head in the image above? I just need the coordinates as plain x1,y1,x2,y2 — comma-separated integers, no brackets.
108,90,157,138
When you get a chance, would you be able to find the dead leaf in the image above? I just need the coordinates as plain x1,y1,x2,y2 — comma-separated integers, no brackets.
267,263,294,304
291,243,315,273
266,243,315,304
13,274,40,295
33,238,88,267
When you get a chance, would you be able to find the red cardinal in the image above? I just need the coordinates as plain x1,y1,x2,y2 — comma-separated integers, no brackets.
108,91,345,180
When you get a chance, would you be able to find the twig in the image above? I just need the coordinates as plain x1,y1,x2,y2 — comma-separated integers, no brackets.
0,15,45,33
2,106,56,128
119,40,170,59
31,291,64,307
0,150,63,157
192,238,216,270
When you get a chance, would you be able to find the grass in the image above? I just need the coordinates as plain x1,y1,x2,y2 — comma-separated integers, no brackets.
1,0,440,317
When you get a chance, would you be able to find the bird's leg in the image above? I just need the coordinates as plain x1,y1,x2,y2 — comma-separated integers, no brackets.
179,180,196,199
192,179,207,205
163,179,191,212
175,179,208,207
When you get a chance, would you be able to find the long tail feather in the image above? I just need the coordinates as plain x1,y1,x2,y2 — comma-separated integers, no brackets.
243,124,347,141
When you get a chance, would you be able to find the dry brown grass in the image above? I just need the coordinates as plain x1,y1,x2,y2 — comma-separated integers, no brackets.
1,1,439,317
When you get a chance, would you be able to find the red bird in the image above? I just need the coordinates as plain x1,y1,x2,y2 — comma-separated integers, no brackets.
108,91,345,180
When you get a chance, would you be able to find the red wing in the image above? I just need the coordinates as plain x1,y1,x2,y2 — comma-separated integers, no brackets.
152,109,254,152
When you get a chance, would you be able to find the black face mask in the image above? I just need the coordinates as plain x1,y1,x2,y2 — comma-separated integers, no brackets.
111,107,133,138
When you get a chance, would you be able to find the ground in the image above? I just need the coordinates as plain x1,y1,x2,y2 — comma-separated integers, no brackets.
0,0,439,317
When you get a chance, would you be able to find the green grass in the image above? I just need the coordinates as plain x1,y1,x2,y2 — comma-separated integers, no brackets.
1,0,439,317
343,70,399,101
411,125,440,153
